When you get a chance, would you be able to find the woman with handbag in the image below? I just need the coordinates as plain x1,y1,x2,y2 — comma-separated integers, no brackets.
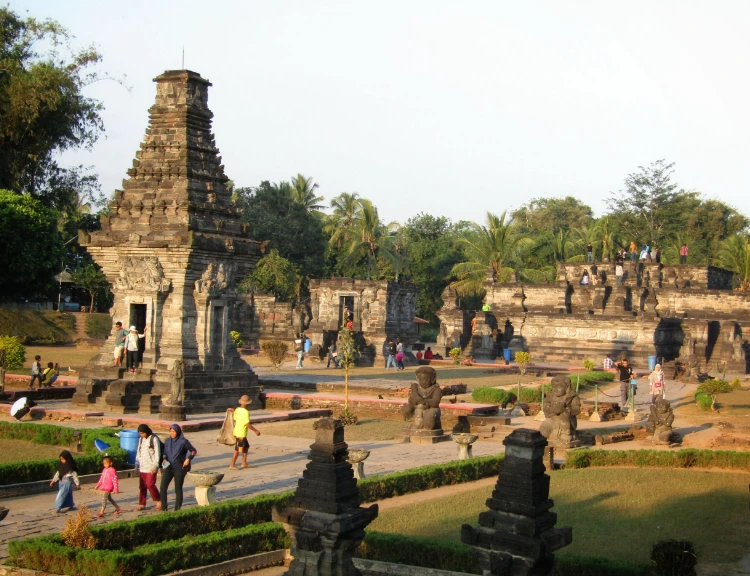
159,424,197,512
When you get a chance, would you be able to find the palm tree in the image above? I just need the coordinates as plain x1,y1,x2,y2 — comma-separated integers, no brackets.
716,235,750,290
571,221,602,260
325,192,361,248
289,174,324,212
599,217,620,263
449,211,534,296
343,199,398,280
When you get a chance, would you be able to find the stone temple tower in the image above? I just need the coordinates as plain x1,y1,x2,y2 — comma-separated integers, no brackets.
73,70,265,417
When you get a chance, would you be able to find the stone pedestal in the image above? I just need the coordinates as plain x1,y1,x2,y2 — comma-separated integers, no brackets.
346,449,370,479
462,429,572,576
186,471,224,507
452,433,478,459
273,418,378,576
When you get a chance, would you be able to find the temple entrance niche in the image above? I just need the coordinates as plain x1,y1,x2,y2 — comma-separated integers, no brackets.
129,303,147,363
339,295,355,326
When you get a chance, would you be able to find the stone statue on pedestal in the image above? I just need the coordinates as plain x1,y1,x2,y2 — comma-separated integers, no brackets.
539,376,582,448
169,360,185,405
646,398,674,445
401,366,448,443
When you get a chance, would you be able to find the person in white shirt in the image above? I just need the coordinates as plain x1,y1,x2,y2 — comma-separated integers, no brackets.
125,325,146,373
603,355,614,370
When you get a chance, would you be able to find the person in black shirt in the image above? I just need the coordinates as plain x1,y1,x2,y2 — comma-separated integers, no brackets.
615,358,634,409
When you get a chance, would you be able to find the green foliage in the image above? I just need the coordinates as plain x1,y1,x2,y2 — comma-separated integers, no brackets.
0,8,105,198
694,392,713,411
696,379,732,395
0,189,62,301
519,386,541,403
577,370,615,384
70,265,110,312
449,347,461,364
9,522,288,576
234,181,326,280
515,351,531,374
84,314,111,340
582,358,595,371
565,448,750,471
651,540,697,576
260,340,288,369
730,376,742,389
239,249,299,301
0,449,128,485
554,554,653,576
229,331,243,348
0,335,25,369
471,387,513,405
357,455,503,501
715,234,750,290
339,198,401,281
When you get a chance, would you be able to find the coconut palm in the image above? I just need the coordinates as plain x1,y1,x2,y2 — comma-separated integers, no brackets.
716,235,750,290
289,173,324,212
571,220,602,260
449,211,535,296
342,199,399,280
325,192,361,248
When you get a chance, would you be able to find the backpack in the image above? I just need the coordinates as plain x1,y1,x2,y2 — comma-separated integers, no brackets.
140,434,163,455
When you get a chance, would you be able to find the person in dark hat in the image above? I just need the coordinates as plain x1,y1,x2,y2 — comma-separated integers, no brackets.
228,395,261,470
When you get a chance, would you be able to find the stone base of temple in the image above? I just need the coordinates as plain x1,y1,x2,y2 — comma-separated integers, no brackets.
396,428,451,444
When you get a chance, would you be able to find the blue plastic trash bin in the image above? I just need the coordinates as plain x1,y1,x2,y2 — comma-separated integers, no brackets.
648,355,657,371
304,338,312,353
503,348,512,363
119,429,140,465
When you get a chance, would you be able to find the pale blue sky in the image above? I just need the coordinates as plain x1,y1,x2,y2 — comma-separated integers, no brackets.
12,1,750,223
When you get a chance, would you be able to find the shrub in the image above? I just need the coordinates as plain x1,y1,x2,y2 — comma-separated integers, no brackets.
472,387,510,405
730,376,742,390
449,347,461,365
565,448,750,471
515,351,531,374
261,340,288,368
10,522,288,576
696,379,732,395
230,331,243,348
0,422,120,455
651,540,697,576
0,335,25,369
519,387,541,403
555,554,652,576
578,370,615,383
694,392,713,411
582,358,595,371
61,506,96,550
84,314,111,340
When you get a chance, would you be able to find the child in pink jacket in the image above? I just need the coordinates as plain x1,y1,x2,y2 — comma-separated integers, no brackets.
94,456,122,517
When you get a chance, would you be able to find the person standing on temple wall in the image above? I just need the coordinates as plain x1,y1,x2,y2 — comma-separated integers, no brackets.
603,354,614,370
125,326,146,373
630,241,637,265
615,262,624,286
586,242,594,263
112,321,128,368
615,358,633,410
680,243,689,265
654,247,661,264
327,338,339,368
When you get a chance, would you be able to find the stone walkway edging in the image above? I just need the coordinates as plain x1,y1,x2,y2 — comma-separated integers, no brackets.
0,468,138,500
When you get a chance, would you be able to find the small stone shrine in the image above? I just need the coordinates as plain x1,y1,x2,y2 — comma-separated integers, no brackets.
539,376,582,448
646,398,675,445
400,366,449,443
273,418,378,576
462,429,572,576
73,70,265,417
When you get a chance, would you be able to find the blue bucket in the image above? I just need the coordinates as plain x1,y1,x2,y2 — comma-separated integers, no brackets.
304,338,312,353
118,429,140,465
503,348,512,363
648,355,657,371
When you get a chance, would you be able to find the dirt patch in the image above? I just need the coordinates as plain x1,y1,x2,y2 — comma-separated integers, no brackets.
256,418,405,442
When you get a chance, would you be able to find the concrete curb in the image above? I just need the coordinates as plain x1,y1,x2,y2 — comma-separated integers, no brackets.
171,549,289,576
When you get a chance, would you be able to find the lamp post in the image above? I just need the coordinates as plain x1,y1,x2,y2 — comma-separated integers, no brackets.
57,236,77,311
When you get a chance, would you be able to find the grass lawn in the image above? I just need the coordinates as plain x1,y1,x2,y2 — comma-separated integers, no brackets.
367,468,750,569
0,439,69,464
256,418,404,441
19,345,98,372
680,388,750,428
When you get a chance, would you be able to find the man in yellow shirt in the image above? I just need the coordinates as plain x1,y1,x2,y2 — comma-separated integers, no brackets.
229,395,261,469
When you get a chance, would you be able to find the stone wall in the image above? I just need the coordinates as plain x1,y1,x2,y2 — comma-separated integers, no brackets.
438,262,750,372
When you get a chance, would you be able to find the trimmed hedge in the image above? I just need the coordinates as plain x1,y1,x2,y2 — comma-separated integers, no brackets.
0,450,129,485
8,522,287,576
358,455,503,501
566,448,750,471
357,533,652,576
0,422,123,485
577,370,615,384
